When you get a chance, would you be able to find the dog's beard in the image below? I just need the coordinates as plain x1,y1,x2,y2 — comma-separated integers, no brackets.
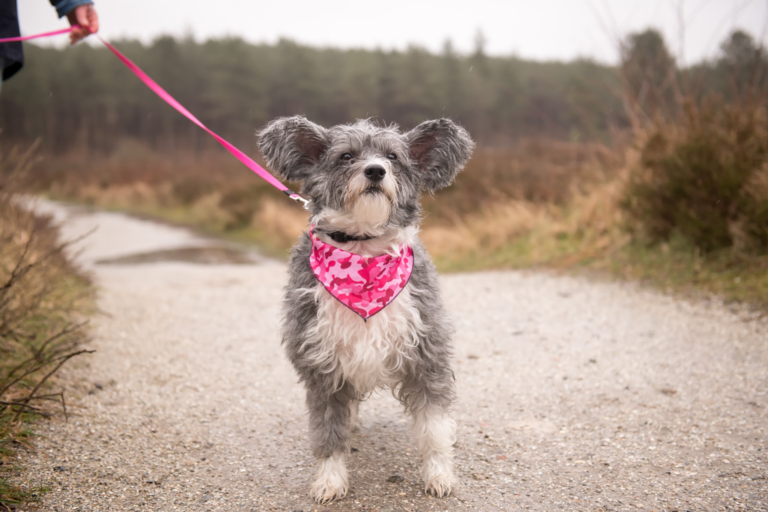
350,191,391,228
345,171,397,229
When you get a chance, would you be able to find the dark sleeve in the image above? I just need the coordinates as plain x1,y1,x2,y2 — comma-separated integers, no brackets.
0,0,22,80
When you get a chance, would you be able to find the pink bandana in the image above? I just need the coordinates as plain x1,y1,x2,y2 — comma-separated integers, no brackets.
309,230,414,320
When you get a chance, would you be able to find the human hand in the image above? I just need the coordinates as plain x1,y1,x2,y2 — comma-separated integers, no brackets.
66,4,99,45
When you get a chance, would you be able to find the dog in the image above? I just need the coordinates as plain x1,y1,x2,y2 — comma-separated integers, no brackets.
258,116,474,502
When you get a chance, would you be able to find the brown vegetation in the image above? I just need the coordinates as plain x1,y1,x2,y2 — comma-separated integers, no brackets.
0,145,93,508
32,137,623,256
625,99,768,253
30,95,768,309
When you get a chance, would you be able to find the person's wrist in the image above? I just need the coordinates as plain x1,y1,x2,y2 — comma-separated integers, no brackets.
56,0,94,19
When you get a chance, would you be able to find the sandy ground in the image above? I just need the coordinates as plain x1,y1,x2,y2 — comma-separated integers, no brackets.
14,202,768,511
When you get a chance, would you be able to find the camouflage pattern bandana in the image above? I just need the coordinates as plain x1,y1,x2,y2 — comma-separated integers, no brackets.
309,229,414,321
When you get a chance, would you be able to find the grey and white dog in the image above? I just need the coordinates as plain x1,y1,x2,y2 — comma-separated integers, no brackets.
258,116,474,502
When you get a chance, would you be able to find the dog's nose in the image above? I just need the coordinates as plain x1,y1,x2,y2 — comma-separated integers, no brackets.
364,165,387,182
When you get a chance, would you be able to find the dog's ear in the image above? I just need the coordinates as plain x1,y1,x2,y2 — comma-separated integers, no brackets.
405,118,475,193
258,116,328,182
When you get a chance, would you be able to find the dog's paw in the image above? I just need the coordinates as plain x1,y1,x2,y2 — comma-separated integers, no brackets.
422,456,455,498
424,473,454,498
311,454,348,503
311,481,347,503
311,478,348,503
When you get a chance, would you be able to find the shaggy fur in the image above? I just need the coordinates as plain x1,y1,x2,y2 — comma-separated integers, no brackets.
258,116,474,502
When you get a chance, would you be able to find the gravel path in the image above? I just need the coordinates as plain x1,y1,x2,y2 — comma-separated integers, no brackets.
16,202,768,511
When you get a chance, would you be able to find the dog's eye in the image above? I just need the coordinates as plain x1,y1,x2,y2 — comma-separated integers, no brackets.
387,153,397,161
340,153,352,161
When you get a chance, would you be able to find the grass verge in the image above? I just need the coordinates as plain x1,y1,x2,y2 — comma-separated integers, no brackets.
432,233,768,312
1,145,94,509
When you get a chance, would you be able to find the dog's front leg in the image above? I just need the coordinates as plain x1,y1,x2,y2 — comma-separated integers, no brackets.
400,361,457,498
412,402,457,497
306,382,354,503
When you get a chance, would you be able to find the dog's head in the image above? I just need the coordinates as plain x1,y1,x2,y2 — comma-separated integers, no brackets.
258,117,474,233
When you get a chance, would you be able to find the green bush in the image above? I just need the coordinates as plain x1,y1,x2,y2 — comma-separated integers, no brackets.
624,99,768,253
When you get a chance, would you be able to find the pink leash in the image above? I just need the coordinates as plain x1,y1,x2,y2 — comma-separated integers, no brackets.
0,26,310,209
0,26,74,43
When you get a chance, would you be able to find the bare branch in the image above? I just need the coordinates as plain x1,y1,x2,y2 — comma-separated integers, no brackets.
13,349,95,421
33,321,89,360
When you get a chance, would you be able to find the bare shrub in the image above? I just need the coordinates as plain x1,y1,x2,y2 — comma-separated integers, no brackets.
0,144,93,507
623,98,768,253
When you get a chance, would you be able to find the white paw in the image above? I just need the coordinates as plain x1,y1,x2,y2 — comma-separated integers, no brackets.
422,455,455,498
425,476,453,497
311,453,348,503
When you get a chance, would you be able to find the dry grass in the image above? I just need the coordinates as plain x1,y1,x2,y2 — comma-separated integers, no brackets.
35,138,619,254
28,133,768,311
36,139,637,280
422,178,629,271
0,145,93,509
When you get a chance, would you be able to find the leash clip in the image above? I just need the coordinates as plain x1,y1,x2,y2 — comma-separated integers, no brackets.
286,191,311,210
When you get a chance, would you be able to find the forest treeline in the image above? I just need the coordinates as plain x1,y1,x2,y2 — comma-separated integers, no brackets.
0,28,764,155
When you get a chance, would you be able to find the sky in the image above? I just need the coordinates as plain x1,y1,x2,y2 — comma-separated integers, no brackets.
18,0,768,65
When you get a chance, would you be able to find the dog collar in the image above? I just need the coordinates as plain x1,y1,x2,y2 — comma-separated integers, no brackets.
325,230,376,244
309,229,414,321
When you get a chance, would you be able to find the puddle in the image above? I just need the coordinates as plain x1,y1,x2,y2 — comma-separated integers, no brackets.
95,246,260,265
